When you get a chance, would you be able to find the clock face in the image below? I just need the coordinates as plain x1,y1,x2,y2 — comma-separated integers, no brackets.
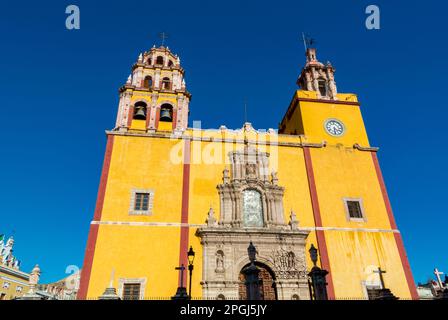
324,119,345,136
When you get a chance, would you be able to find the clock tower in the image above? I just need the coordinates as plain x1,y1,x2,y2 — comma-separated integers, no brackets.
279,47,369,148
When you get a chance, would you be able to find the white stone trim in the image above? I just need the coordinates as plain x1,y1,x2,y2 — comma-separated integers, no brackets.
128,188,155,216
0,276,29,287
90,220,400,233
118,277,147,300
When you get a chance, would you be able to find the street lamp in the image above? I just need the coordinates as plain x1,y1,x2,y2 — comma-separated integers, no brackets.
187,246,195,299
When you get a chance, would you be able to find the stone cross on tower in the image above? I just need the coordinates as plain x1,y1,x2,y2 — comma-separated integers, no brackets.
434,268,445,289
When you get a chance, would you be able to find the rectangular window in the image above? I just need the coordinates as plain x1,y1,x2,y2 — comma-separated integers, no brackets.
134,193,149,211
343,198,366,221
122,283,141,300
347,201,362,219
129,189,154,215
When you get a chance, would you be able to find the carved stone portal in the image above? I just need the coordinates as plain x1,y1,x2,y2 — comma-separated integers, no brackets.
196,144,310,300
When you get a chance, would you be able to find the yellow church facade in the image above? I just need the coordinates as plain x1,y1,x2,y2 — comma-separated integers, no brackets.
77,46,418,300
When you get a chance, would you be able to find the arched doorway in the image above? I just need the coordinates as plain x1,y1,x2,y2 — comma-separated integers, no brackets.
238,262,277,300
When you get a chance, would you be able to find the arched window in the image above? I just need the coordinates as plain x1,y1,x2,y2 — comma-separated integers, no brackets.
147,57,152,65
168,60,173,67
216,294,226,300
162,77,171,90
156,56,164,65
242,189,263,227
159,103,173,122
133,101,147,120
143,76,153,89
318,79,327,97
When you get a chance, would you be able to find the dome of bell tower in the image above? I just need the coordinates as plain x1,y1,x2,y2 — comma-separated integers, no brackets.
297,47,337,100
114,45,191,133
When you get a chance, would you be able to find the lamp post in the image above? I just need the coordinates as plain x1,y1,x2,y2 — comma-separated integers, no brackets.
308,244,329,300
187,246,195,299
243,242,261,300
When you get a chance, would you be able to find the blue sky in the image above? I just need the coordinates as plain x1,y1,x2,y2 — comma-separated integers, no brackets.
0,0,446,284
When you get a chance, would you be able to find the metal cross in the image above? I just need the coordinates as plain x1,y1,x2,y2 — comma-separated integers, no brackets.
434,268,445,289
301,32,316,51
175,264,186,288
159,32,169,46
373,267,387,289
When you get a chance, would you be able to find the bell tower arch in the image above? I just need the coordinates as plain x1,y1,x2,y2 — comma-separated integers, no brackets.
114,45,191,133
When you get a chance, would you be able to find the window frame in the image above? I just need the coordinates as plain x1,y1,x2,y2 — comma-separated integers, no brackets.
242,188,264,228
343,198,367,222
118,278,146,300
129,188,154,216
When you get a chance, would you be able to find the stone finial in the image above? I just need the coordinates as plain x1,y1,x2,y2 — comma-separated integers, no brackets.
206,207,217,227
28,264,41,294
271,171,278,185
289,210,299,230
181,78,186,88
99,269,120,300
19,264,43,300
222,168,230,184
176,56,181,65
138,53,143,63
126,74,132,84
219,125,227,131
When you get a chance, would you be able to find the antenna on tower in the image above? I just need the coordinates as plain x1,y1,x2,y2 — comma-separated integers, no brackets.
159,32,169,46
244,97,248,123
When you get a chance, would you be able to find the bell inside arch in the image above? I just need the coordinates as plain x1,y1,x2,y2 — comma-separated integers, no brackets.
160,108,172,122
134,106,146,120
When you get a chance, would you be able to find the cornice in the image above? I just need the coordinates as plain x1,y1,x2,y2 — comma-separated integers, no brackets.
297,97,360,106
353,143,379,152
0,264,30,280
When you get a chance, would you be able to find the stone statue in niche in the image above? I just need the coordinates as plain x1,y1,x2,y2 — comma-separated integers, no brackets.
215,250,225,273
287,252,295,269
245,163,257,178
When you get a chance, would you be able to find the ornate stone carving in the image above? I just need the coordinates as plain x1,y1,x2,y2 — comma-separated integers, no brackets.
270,248,307,280
196,140,311,300
217,144,285,228
297,48,338,100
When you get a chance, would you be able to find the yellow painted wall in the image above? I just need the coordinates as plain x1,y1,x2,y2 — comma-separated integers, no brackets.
86,90,412,299
0,267,30,300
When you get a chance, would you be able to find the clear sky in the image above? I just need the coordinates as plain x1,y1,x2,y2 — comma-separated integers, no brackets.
0,0,446,285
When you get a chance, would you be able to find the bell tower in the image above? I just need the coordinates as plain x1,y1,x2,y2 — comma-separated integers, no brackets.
297,48,337,100
114,46,191,133
279,47,369,146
